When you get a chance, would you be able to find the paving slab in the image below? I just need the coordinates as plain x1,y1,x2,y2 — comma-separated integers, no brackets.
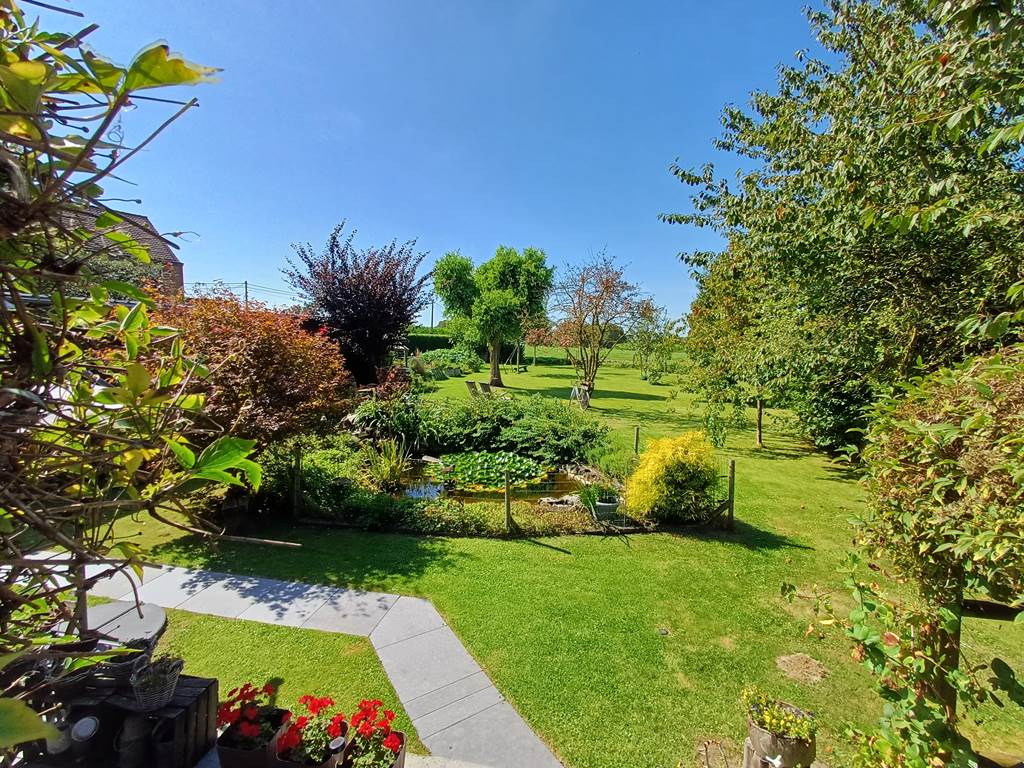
176,573,276,618
85,562,167,600
235,581,333,627
404,670,493,720
375,626,482,702
134,566,208,608
412,684,505,739
370,595,446,648
300,589,398,635
423,701,561,768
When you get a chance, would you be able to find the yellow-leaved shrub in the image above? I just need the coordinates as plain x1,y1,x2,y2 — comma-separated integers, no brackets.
624,431,719,523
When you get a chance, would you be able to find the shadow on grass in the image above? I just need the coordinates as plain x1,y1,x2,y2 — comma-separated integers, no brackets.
661,518,812,553
148,525,469,595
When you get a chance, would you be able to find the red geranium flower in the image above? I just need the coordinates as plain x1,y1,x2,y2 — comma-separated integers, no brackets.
382,732,402,754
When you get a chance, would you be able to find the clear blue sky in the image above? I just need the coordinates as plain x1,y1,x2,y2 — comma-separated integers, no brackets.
50,1,816,321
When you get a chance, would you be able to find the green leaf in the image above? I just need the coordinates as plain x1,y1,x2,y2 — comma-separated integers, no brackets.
192,468,245,487
123,44,220,91
119,302,146,332
124,363,150,397
0,698,58,749
99,280,152,304
194,436,256,473
236,458,262,491
162,438,195,469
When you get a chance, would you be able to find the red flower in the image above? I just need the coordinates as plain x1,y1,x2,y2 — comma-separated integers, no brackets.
277,724,301,755
327,713,346,739
382,732,402,754
238,721,262,740
357,720,374,738
242,704,259,721
262,683,275,696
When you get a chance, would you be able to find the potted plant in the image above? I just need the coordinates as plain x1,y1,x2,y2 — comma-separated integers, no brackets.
130,654,183,711
342,699,405,768
741,686,816,768
275,695,347,767
581,483,620,521
217,682,289,768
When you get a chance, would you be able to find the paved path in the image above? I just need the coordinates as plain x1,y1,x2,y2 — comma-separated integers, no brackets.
88,562,561,768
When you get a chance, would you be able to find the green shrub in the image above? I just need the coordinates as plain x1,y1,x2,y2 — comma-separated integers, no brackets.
420,346,484,373
406,330,452,352
360,438,409,493
353,393,425,449
257,433,364,517
623,432,720,523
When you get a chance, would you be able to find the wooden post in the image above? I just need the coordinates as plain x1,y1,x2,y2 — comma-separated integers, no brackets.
633,425,640,454
726,459,736,531
504,470,512,534
291,444,303,517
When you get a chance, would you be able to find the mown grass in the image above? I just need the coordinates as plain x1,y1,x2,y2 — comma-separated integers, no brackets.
155,609,425,753
119,358,1024,767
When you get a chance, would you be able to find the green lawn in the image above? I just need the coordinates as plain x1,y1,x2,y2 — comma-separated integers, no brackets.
119,359,1024,766
154,610,424,753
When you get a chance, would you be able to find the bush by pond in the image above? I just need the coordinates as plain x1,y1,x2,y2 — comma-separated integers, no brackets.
354,392,608,464
624,431,720,523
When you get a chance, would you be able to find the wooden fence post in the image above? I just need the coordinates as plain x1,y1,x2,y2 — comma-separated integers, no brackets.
633,425,640,454
504,470,513,534
291,444,303,518
726,459,736,531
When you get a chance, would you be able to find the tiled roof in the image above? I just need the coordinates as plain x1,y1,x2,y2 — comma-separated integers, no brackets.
97,210,181,264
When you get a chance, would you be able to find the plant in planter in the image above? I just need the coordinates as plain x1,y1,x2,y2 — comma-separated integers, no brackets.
276,695,347,767
217,682,288,768
580,483,620,521
130,655,184,712
343,699,404,768
741,686,816,767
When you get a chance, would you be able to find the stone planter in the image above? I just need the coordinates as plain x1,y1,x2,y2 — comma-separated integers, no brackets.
747,717,815,768
341,730,406,768
593,499,620,521
217,709,289,768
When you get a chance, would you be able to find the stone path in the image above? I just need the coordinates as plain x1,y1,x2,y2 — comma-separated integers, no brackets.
88,562,561,768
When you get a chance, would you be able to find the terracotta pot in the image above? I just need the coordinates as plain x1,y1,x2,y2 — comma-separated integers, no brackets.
341,731,406,768
747,718,815,768
218,709,289,768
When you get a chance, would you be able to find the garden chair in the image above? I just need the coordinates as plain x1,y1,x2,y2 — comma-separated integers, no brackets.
478,382,492,395
466,380,481,397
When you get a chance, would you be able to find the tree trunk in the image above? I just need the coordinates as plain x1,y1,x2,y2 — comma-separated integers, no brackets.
755,398,764,448
489,339,504,387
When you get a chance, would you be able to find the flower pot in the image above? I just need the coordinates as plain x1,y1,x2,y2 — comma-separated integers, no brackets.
274,721,346,768
593,499,620,521
272,751,339,768
217,708,289,768
747,718,815,768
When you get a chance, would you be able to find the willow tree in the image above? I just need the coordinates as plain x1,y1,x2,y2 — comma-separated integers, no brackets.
433,246,553,387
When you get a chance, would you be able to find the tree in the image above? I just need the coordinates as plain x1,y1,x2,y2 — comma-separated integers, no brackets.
630,301,680,384
285,222,430,384
0,2,258,748
550,253,642,395
155,291,354,445
433,246,553,387
685,249,796,448
523,316,552,366
662,0,1024,450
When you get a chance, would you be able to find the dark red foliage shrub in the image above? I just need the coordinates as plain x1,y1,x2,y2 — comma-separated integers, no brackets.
155,291,354,445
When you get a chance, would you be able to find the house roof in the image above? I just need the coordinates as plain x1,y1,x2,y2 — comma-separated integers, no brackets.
95,210,181,265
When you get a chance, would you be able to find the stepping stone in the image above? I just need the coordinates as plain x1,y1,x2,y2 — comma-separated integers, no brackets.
370,596,446,648
86,562,167,600
134,566,210,608
300,590,399,635
404,670,493,721
375,626,482,702
422,700,561,768
235,581,333,627
412,684,505,739
176,573,277,618
87,600,166,642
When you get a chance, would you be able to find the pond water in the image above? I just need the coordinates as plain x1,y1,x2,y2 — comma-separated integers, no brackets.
402,463,581,505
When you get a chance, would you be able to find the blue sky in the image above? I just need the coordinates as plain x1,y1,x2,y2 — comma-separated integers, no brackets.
52,1,816,321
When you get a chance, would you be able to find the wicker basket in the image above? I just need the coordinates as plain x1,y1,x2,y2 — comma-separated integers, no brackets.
97,639,154,684
130,657,183,711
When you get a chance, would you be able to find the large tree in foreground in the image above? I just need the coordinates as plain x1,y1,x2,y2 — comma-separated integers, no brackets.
286,223,430,383
551,253,642,395
433,246,553,387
